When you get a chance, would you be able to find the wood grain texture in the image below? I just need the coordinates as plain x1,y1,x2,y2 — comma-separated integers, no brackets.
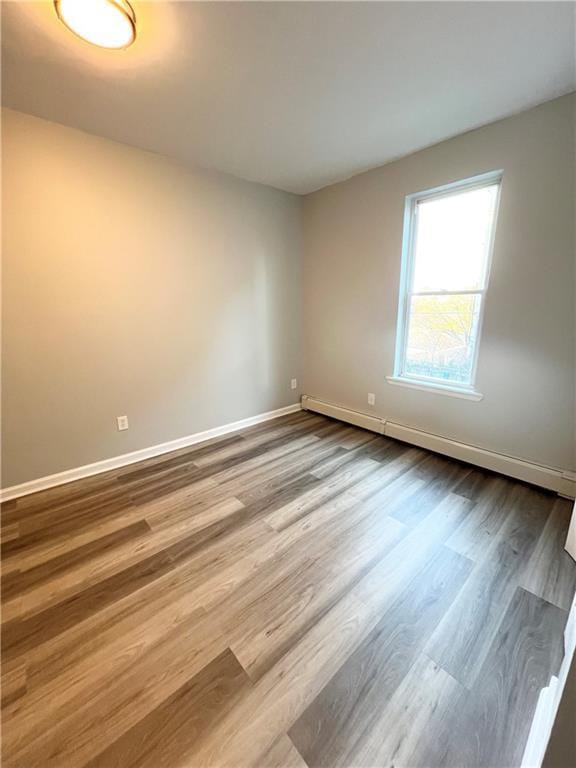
346,653,465,768
289,546,472,767
520,497,576,610
84,648,251,768
259,736,309,768
426,482,554,687
446,473,515,561
440,587,567,768
2,411,574,768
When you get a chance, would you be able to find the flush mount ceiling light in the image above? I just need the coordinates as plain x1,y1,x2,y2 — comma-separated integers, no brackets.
54,0,136,49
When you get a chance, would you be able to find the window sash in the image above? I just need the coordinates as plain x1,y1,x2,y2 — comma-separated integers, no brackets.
410,288,486,297
394,171,502,391
398,289,484,386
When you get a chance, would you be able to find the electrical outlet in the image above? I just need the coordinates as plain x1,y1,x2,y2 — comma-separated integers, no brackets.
367,393,376,406
117,415,129,431
291,378,298,390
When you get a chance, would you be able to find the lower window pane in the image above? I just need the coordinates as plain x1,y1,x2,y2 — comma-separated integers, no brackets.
403,293,481,385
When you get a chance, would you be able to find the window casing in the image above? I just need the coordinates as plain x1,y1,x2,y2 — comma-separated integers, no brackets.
390,171,502,398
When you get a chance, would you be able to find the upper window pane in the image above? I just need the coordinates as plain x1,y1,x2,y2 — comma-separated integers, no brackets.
411,184,498,293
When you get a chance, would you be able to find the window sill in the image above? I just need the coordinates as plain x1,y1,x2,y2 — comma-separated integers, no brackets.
386,376,484,401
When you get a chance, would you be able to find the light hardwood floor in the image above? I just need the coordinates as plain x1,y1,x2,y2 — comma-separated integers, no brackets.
2,410,575,767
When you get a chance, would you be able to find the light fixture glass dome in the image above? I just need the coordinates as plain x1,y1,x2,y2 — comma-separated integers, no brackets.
54,0,136,49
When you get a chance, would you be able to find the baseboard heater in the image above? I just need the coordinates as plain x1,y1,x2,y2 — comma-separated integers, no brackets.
301,395,386,434
301,395,575,498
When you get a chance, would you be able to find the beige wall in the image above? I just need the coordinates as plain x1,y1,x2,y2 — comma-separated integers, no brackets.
302,95,575,472
3,96,575,488
1,109,302,487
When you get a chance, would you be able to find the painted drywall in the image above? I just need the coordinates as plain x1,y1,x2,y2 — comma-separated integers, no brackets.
1,109,302,487
302,94,575,472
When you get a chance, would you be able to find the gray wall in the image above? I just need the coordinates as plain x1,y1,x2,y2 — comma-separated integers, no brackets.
3,96,574,487
302,95,575,472
2,109,302,487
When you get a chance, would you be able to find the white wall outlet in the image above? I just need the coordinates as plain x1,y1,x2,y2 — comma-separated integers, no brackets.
367,393,376,406
117,415,129,431
291,378,298,390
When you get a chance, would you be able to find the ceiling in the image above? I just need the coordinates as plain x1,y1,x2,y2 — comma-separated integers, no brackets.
2,1,575,194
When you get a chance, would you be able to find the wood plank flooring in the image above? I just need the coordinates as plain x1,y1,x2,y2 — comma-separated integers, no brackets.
2,410,575,767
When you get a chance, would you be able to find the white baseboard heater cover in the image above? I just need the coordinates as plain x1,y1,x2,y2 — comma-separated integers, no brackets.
301,395,385,435
301,395,575,498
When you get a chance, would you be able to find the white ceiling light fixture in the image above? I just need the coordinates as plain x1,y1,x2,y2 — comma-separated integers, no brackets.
54,0,136,50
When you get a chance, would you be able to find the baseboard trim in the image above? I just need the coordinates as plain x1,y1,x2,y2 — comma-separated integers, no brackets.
301,395,386,434
0,403,302,502
301,395,575,497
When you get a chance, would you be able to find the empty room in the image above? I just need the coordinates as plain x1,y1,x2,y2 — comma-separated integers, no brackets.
1,1,575,767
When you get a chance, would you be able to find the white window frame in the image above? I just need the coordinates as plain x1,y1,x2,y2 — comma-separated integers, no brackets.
388,170,502,401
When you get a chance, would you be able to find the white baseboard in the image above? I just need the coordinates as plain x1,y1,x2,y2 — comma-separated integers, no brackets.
301,395,575,497
522,676,560,768
0,403,302,502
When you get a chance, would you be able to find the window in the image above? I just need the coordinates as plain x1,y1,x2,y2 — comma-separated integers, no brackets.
389,171,501,399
